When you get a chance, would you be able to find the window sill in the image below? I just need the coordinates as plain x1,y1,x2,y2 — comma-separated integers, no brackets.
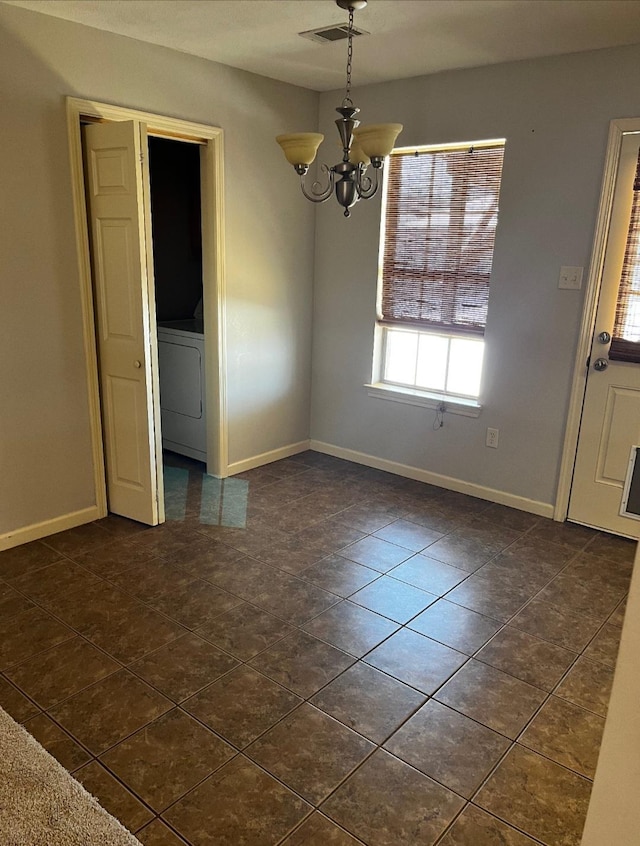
365,383,482,417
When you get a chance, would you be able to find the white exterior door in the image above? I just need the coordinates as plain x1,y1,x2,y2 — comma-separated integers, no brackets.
569,132,640,538
83,120,164,525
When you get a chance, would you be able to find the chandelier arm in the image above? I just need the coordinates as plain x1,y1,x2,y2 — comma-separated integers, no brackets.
355,165,381,200
300,164,335,203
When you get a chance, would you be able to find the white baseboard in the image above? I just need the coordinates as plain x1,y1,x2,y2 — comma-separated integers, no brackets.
0,505,104,552
310,439,555,519
226,440,311,476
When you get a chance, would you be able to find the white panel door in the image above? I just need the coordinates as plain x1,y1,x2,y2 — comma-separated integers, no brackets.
569,132,640,538
83,120,163,525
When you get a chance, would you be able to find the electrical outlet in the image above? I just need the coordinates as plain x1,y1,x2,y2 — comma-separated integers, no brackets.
486,427,499,448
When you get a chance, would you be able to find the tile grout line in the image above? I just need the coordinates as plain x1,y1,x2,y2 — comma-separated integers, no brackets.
1,453,633,846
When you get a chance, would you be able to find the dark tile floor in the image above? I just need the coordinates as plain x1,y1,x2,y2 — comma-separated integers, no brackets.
0,450,635,846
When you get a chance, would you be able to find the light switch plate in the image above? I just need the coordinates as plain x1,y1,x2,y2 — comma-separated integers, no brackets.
558,265,583,290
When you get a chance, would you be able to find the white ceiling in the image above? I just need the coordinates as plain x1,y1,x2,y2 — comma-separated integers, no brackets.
5,0,640,92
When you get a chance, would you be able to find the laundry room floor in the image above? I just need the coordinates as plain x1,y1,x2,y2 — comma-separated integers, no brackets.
0,450,634,845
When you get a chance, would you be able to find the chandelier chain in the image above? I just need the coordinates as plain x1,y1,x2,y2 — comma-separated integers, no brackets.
276,0,401,217
344,7,354,107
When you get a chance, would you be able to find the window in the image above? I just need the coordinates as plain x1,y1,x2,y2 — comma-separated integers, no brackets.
372,140,505,406
611,148,640,362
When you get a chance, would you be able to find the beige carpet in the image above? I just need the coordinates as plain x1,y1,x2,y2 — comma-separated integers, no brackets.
0,707,141,845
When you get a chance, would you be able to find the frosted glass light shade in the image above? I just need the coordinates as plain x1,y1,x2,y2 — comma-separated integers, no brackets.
348,139,371,166
276,133,324,166
354,123,403,158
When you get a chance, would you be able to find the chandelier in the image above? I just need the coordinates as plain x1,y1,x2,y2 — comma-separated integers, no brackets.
276,0,402,217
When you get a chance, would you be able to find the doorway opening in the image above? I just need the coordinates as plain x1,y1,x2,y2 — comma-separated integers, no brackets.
149,137,208,471
67,97,228,527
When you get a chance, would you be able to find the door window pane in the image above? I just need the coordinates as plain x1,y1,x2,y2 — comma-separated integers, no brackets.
611,148,640,360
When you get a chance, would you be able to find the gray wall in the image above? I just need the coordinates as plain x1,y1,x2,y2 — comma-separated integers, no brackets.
311,44,640,508
3,0,640,537
0,4,318,535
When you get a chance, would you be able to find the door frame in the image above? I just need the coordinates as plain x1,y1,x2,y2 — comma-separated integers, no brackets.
66,97,229,519
556,118,640,522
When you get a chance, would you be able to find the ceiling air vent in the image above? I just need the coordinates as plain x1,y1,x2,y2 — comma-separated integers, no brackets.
299,24,369,44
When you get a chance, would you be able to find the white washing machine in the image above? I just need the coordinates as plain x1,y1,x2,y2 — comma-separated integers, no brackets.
157,320,206,462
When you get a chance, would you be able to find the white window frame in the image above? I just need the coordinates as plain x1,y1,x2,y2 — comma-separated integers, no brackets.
367,138,505,417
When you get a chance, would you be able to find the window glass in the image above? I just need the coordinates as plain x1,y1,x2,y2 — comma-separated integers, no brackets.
384,329,418,385
612,149,640,360
416,333,448,391
447,337,484,397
